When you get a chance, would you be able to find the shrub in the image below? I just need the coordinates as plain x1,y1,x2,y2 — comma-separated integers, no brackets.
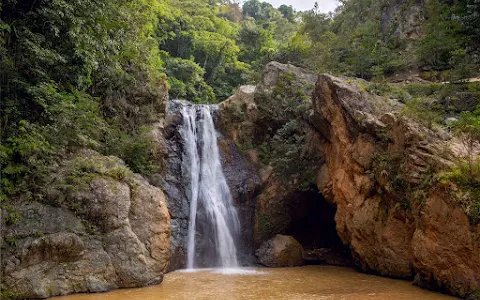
438,159,480,223
268,120,318,191
401,98,444,129
367,152,436,210
366,82,392,96
102,126,158,176
438,108,480,223
4,211,20,226
405,83,443,97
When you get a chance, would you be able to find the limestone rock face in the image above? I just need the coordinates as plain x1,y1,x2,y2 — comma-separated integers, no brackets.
256,235,304,267
312,74,480,298
1,150,170,298
219,61,480,299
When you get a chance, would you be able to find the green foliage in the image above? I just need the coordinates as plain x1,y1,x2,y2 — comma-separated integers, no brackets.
365,82,392,96
157,0,252,102
5,237,18,247
61,158,100,194
438,159,480,223
4,211,20,226
259,72,314,121
0,289,22,300
163,54,215,103
368,153,408,195
105,166,132,182
401,98,444,129
416,0,467,73
1,0,164,202
253,72,318,189
404,83,443,97
105,126,159,175
453,109,480,153
438,109,480,223
278,5,296,22
83,220,99,236
273,0,479,80
282,1,408,79
368,152,435,210
237,0,299,77
268,120,318,190
242,0,280,21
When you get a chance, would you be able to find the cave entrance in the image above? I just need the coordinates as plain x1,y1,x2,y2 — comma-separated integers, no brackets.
287,186,352,266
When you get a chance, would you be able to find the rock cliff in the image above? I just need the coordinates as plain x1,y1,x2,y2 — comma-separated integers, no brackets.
1,150,171,298
218,61,480,299
313,74,480,298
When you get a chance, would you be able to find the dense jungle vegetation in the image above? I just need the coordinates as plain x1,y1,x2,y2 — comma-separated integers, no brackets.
1,0,480,205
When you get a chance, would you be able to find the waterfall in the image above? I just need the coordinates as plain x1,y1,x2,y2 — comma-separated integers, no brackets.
180,103,240,270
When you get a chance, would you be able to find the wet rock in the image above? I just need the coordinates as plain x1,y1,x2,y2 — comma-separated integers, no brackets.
256,235,304,267
218,134,261,265
163,103,190,270
303,248,353,267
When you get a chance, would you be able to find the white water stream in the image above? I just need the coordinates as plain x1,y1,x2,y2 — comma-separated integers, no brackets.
180,104,240,270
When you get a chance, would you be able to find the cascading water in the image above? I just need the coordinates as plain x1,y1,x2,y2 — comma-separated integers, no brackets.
179,103,240,270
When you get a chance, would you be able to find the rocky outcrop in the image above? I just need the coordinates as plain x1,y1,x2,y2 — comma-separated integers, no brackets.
311,73,480,298
310,74,479,298
1,150,170,298
219,61,480,299
162,100,191,270
219,62,323,249
380,0,424,40
256,235,304,267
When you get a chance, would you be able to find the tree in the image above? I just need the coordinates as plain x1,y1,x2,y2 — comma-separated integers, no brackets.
0,0,166,200
278,5,295,22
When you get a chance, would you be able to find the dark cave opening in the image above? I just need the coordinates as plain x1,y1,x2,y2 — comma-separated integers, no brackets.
288,186,352,266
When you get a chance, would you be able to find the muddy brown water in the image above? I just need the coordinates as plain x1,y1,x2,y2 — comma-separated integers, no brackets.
52,266,457,300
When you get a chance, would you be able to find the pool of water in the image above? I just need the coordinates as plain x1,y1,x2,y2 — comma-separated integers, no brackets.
52,266,456,300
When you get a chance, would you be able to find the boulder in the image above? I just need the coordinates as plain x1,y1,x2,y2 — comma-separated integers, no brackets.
256,235,304,267
1,150,171,298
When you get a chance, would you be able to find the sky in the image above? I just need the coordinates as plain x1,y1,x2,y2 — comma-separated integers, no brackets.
265,0,339,13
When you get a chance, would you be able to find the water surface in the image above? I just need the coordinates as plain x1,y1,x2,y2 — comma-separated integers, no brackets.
53,266,456,300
